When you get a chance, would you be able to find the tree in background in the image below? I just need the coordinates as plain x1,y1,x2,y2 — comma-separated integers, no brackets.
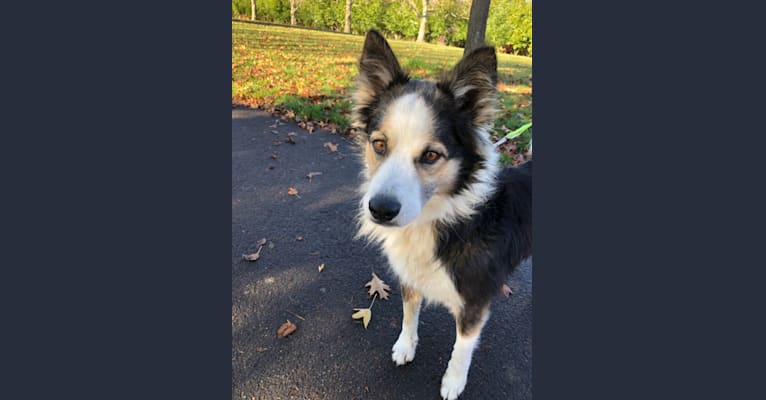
344,0,352,33
464,0,491,55
407,0,429,43
290,0,298,25
251,0,257,20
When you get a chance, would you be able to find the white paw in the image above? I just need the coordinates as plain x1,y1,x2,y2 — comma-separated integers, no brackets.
391,334,417,366
440,369,467,400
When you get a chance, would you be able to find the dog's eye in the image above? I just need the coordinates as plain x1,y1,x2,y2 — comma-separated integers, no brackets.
421,150,441,164
372,140,387,155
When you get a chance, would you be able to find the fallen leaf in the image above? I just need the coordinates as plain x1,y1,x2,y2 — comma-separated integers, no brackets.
295,234,303,241
286,132,297,144
306,171,322,182
324,142,338,152
365,272,391,300
318,263,325,272
287,187,299,196
271,152,279,159
277,320,297,337
271,130,279,134
268,241,275,249
256,238,267,247
272,140,282,146
242,246,263,262
501,284,513,297
352,308,371,329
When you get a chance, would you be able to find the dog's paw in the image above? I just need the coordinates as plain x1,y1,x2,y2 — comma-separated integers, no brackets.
440,369,467,400
391,334,417,366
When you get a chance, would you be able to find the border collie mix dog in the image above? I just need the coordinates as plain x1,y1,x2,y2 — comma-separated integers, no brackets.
352,30,532,399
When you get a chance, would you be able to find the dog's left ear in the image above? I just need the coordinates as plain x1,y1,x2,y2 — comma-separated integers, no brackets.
439,46,498,127
351,30,409,130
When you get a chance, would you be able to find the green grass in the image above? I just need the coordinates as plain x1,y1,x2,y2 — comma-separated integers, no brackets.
232,21,532,160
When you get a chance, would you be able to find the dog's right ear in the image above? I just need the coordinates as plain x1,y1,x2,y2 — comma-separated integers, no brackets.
351,30,409,130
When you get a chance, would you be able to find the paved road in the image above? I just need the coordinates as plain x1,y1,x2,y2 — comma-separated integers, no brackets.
232,108,532,400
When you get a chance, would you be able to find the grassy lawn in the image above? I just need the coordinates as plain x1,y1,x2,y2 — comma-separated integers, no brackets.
232,21,532,163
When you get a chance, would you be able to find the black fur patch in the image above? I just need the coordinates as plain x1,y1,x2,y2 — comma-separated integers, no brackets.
354,30,410,132
436,161,533,329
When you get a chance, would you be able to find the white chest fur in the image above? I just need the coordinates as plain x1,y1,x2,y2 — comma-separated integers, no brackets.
380,223,464,314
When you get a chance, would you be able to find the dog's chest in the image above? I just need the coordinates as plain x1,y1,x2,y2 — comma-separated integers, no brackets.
381,224,463,313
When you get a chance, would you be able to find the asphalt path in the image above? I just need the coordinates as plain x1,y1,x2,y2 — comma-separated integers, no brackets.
232,108,532,400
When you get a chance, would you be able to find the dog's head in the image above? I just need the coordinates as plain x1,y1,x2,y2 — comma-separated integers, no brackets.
352,30,499,229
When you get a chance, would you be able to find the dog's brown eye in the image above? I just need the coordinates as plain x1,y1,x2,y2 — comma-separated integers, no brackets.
421,151,441,164
372,140,386,155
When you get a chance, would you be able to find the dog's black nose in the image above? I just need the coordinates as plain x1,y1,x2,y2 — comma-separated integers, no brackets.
369,196,401,223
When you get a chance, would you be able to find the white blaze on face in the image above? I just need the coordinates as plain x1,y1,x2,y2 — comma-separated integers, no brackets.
364,93,436,227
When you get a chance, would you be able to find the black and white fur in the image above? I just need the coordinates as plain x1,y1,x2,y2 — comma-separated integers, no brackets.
352,30,532,400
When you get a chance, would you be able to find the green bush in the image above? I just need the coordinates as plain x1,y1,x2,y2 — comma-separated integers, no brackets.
232,0,249,18
350,0,387,35
486,0,532,56
381,0,419,39
427,0,469,46
297,0,345,30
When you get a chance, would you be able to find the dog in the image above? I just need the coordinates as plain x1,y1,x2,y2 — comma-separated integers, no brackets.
351,30,532,399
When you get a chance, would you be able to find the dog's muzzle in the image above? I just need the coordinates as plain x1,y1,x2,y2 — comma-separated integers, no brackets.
368,195,401,223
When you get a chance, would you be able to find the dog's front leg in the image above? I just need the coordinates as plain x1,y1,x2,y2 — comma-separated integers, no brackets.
440,304,490,400
392,284,422,365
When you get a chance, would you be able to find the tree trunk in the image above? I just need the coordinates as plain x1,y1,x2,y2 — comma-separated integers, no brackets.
344,0,352,33
416,0,428,42
290,0,297,25
464,0,491,55
250,0,256,21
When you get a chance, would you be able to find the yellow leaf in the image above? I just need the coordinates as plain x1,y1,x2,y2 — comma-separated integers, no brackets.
318,263,325,272
352,308,371,329
365,272,391,300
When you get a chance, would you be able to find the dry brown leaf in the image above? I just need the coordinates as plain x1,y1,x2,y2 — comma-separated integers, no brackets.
287,187,299,196
242,246,263,262
306,171,322,182
277,320,297,337
323,142,338,152
501,284,513,297
271,152,279,159
365,272,390,300
351,308,371,329
286,132,297,144
256,238,267,247
318,263,325,272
